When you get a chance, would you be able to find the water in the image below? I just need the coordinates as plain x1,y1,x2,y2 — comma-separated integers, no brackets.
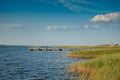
0,46,87,80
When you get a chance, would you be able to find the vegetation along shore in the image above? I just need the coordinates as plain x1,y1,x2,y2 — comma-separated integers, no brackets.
67,46,120,80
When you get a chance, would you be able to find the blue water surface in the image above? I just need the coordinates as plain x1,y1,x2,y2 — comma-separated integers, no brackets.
0,46,87,80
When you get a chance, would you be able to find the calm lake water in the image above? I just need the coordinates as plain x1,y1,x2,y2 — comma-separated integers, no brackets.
0,46,87,80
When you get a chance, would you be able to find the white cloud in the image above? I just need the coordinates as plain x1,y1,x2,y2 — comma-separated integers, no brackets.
59,0,93,11
84,25,89,29
93,25,99,28
58,0,110,13
34,0,108,13
0,24,22,28
91,12,120,22
46,25,74,31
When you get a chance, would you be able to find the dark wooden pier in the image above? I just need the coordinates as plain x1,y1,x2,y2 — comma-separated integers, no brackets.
29,46,78,51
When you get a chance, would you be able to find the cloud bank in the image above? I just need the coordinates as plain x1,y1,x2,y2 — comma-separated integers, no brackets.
91,12,120,22
0,24,22,28
46,25,74,31
84,25,89,29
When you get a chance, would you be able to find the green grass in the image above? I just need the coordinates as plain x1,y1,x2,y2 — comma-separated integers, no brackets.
68,46,120,80
68,46,120,58
63,46,117,49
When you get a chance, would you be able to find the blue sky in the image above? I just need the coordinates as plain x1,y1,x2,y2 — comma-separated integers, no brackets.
0,0,120,45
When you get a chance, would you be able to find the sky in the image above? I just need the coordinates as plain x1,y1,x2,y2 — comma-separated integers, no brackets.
0,0,120,46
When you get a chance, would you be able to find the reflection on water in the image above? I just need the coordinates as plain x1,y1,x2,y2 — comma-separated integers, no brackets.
0,46,87,80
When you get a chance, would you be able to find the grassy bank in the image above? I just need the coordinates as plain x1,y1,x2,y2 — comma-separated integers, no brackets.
68,46,120,80
63,46,116,49
68,46,120,58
